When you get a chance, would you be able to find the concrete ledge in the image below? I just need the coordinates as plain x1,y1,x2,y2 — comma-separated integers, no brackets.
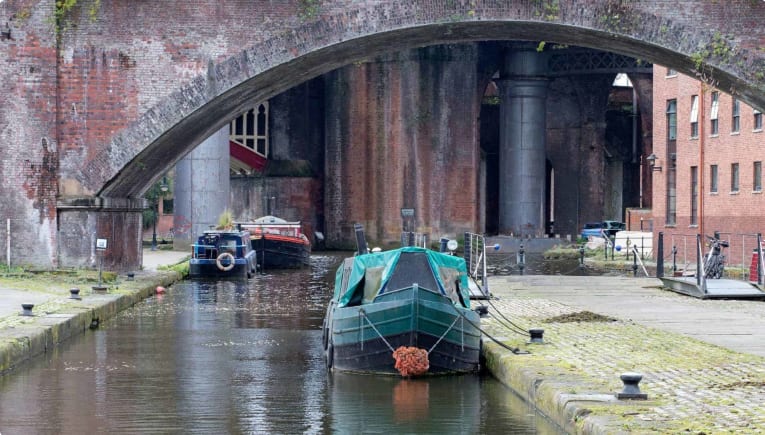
0,271,180,375
483,342,627,433
480,275,765,433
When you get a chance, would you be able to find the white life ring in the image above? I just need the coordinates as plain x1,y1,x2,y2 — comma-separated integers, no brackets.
216,252,235,271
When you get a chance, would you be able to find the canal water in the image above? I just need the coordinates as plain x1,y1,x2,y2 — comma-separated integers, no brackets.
0,252,565,434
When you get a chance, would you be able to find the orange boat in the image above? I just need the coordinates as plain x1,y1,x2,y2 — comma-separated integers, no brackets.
237,216,311,270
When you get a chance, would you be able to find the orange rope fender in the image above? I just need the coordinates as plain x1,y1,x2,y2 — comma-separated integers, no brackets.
392,346,429,377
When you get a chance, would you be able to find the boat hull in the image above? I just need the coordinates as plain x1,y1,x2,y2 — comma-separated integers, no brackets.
252,236,311,269
188,258,254,279
324,285,481,375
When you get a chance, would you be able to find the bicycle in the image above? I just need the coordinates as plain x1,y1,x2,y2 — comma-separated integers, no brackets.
703,236,728,279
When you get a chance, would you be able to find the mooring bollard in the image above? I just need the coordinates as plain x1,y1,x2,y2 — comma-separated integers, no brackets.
633,252,638,277
473,305,489,317
617,372,648,400
21,303,34,316
518,244,525,275
528,328,545,344
70,287,81,300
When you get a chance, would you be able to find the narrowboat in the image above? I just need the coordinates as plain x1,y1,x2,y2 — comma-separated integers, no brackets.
237,216,311,269
322,225,482,376
189,229,257,279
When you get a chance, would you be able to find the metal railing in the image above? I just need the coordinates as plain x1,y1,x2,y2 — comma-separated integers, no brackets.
463,232,489,298
400,232,428,248
658,231,765,286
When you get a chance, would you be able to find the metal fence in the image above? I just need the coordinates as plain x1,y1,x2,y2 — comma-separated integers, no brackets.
665,232,764,282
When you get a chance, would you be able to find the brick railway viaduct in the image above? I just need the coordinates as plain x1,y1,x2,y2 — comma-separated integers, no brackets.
2,0,765,271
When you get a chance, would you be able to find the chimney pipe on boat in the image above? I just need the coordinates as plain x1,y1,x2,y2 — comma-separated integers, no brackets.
354,224,368,255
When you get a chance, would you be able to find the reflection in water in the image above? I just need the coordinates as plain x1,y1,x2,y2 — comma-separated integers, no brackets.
392,380,430,422
0,252,563,434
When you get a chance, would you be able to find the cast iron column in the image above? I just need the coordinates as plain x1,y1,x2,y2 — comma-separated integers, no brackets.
496,46,549,237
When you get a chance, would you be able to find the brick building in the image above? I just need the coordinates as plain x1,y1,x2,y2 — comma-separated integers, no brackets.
652,66,765,267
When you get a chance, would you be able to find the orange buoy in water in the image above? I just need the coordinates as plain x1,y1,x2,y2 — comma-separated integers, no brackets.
392,346,429,377
156,286,166,294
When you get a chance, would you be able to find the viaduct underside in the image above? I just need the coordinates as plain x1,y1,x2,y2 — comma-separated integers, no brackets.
1,0,764,271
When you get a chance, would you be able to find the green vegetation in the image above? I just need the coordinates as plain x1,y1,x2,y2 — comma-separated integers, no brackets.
298,0,320,21
532,0,560,21
53,0,100,35
142,177,172,229
216,209,234,230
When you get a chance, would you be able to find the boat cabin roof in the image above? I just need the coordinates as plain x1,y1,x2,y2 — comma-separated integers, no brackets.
333,247,471,309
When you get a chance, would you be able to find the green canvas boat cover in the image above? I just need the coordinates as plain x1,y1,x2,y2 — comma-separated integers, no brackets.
334,247,471,309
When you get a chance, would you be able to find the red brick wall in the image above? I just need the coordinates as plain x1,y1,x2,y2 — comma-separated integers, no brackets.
323,46,484,248
4,0,765,270
652,66,765,265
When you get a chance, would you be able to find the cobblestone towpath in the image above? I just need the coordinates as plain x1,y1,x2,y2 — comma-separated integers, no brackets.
481,275,765,434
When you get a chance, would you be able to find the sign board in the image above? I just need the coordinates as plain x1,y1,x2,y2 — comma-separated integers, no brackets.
400,208,415,217
96,238,108,250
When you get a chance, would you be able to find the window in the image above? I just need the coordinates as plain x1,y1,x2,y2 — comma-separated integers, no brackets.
162,198,174,214
710,165,718,193
666,100,677,140
755,108,763,131
755,161,763,192
666,68,678,77
690,95,699,138
731,163,740,192
229,102,269,158
666,99,677,226
732,98,740,133
666,172,677,225
690,166,698,226
710,92,719,135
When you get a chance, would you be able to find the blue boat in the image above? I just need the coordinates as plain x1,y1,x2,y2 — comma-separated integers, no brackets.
322,226,482,376
189,230,257,279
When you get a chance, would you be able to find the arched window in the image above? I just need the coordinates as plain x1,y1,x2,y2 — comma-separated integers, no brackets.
230,102,269,158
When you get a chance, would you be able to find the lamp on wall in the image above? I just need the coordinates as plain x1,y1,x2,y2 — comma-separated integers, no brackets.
151,179,170,251
646,153,662,172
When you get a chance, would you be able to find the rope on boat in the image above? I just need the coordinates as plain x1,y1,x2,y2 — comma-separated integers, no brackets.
484,298,530,337
448,297,528,355
427,315,461,354
358,309,395,353
469,277,530,338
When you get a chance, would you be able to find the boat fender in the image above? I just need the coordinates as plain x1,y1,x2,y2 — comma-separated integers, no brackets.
393,346,429,377
326,342,334,369
216,252,236,271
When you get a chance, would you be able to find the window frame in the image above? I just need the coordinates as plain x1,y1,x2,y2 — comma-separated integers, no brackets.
731,162,740,193
710,164,718,193
690,166,698,226
710,92,719,136
754,108,763,132
229,102,270,158
731,98,740,134
690,95,699,138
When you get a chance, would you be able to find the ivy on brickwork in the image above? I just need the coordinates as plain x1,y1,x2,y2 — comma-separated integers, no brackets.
53,0,100,35
531,0,560,21
298,0,320,21
597,0,640,34
689,32,736,89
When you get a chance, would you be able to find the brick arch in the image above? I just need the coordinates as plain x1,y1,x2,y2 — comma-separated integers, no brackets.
86,1,765,200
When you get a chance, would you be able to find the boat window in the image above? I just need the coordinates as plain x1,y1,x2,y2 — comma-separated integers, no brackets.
362,266,384,303
438,267,463,306
384,252,439,293
221,239,238,253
